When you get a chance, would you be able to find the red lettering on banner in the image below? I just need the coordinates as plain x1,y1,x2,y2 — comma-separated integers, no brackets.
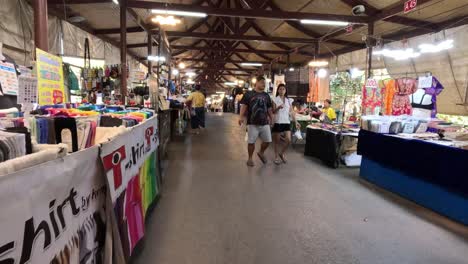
103,146,127,189
404,0,417,14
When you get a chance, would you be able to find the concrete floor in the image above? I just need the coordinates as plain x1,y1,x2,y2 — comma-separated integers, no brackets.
132,113,468,264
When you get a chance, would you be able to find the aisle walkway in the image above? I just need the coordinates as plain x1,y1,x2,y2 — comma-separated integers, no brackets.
133,113,468,264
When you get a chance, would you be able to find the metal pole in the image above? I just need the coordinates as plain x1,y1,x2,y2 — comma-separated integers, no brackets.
147,32,152,76
366,23,374,79
120,0,128,97
34,0,49,51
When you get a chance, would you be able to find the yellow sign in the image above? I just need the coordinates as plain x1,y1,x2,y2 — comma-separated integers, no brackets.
36,48,65,105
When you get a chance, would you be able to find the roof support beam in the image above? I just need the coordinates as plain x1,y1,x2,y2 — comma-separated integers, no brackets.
127,1,368,23
157,31,317,44
170,45,289,54
371,0,435,22
177,57,285,64
339,0,437,30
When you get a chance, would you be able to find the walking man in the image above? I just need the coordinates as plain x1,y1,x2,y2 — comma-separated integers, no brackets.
238,76,274,166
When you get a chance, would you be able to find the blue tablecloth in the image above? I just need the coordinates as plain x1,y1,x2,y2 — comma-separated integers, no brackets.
357,130,468,198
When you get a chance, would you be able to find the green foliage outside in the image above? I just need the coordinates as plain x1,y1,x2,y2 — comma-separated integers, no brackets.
329,72,364,114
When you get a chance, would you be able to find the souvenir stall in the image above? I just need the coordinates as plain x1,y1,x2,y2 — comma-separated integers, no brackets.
358,75,468,225
304,68,362,168
355,25,468,225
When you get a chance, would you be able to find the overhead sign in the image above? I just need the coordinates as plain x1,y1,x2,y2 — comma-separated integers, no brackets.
404,0,417,14
36,48,65,105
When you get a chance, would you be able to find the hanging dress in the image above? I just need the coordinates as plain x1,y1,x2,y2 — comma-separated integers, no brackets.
392,78,418,116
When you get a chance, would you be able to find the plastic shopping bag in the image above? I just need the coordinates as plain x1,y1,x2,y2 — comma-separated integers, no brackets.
294,130,303,140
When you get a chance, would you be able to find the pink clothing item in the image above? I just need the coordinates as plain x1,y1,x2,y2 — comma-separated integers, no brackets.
392,78,418,116
125,175,145,252
362,83,383,115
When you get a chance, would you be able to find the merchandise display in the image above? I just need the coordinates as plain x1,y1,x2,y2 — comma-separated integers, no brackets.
358,129,468,225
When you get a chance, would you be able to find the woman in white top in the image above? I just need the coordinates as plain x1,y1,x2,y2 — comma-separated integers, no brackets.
272,84,299,165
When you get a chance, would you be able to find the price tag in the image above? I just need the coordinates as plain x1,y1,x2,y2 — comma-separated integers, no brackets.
17,76,38,103
365,78,378,88
418,76,432,89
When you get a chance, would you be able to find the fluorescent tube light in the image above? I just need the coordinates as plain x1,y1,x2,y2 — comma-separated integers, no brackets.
225,82,237,86
147,55,165,62
419,39,453,53
186,72,196,77
241,63,262,67
308,60,329,67
151,9,207,17
300,20,349,26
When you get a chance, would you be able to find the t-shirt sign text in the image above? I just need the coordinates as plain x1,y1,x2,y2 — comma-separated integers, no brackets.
404,0,417,14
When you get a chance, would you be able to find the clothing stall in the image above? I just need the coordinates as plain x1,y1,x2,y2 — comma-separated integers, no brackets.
0,1,164,263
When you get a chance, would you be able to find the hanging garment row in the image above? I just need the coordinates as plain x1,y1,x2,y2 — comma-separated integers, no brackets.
362,76,444,118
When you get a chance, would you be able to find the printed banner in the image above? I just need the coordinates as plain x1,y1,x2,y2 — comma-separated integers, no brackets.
0,61,19,95
99,116,160,259
0,146,108,264
36,48,65,105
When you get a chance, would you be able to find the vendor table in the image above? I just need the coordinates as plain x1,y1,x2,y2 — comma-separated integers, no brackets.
358,130,468,225
304,126,359,168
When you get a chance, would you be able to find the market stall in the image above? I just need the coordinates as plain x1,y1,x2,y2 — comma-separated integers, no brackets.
0,0,166,262
358,129,468,225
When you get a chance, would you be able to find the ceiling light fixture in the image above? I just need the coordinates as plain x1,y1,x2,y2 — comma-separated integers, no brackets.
373,48,420,60
251,77,257,84
317,68,328,78
172,69,179,75
308,60,329,67
300,19,349,26
151,9,207,17
241,63,263,67
187,79,195,84
419,39,454,53
289,67,295,72
178,62,186,69
225,82,237,86
112,0,118,4
151,15,181,26
186,72,196,77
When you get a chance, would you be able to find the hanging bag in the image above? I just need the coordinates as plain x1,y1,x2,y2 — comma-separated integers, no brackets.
82,38,92,90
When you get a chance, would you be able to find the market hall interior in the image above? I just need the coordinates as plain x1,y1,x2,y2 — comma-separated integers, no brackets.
131,113,468,264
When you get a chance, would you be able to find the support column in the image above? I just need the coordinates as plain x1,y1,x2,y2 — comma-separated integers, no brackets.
120,0,128,97
34,0,49,51
366,23,374,79
147,33,152,76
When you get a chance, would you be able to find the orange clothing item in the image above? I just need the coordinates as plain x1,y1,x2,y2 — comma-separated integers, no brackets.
307,69,330,103
381,79,396,115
